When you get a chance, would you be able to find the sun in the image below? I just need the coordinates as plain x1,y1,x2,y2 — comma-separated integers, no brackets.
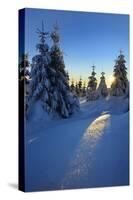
109,75,115,84
107,75,115,88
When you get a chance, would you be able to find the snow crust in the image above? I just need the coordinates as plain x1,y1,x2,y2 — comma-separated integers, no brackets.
25,96,129,191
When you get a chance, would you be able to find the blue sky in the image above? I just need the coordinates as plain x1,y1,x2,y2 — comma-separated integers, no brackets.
24,8,129,87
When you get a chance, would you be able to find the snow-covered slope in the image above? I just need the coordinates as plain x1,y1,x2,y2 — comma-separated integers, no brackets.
25,96,129,191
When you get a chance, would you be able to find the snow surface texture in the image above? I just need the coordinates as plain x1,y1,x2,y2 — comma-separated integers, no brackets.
25,96,129,191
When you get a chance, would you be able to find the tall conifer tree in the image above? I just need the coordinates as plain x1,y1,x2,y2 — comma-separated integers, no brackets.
97,72,108,98
111,51,129,96
50,23,79,117
86,65,97,101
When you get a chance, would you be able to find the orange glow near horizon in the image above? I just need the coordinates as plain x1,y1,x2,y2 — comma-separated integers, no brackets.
69,74,115,88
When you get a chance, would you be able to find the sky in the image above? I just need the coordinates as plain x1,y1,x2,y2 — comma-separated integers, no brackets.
24,8,129,87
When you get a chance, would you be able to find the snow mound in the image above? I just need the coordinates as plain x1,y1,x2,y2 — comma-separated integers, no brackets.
28,100,51,122
106,96,129,114
80,96,129,116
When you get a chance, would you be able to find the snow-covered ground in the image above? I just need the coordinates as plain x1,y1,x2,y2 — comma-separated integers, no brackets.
25,96,129,191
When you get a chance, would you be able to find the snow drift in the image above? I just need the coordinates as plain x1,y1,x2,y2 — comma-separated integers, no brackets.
25,96,129,191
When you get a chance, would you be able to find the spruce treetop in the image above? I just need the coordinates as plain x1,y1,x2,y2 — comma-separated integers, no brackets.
36,21,49,54
92,65,96,76
88,65,97,84
78,76,82,88
100,72,105,80
71,79,74,87
36,21,49,43
51,22,60,44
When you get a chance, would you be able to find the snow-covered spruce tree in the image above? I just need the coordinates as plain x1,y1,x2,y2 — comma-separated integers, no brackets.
75,82,79,96
97,72,108,98
19,53,30,82
19,53,31,97
78,77,83,97
86,65,97,101
27,22,53,115
70,79,75,93
111,51,129,96
82,81,87,97
24,54,31,96
50,23,79,118
66,71,70,85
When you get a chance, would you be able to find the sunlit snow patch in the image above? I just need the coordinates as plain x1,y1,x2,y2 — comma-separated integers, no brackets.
61,114,111,189
85,114,111,139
